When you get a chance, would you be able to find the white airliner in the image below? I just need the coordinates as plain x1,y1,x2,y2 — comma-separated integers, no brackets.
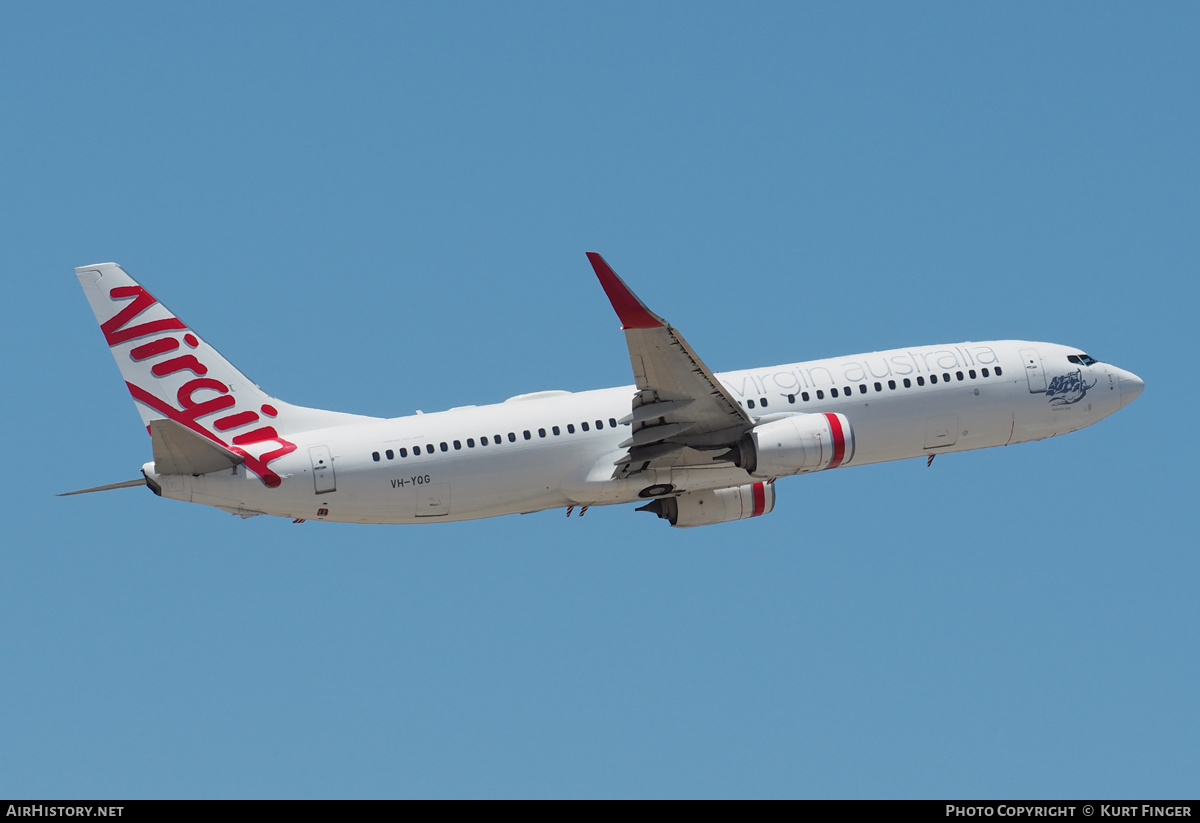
66,254,1143,527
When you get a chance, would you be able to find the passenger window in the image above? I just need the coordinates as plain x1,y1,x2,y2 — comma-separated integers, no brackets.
917,376,925,386
816,390,825,400
440,442,448,452
981,368,990,377
552,426,560,436
466,439,474,448
478,438,486,447
956,371,964,381
787,394,795,404
747,399,756,408
610,418,618,428
413,445,421,455
943,373,950,383
995,366,1003,376
969,370,977,379
930,374,938,384
427,444,435,454
760,397,768,407
567,424,575,434
844,387,851,396
538,428,546,438
859,384,867,394
888,380,896,390
903,378,912,388
802,392,810,401
453,440,461,450
399,448,408,457
595,420,604,429
493,435,501,445
524,430,532,440
372,451,380,462
581,422,589,432
830,389,838,399
386,449,394,459
874,382,882,392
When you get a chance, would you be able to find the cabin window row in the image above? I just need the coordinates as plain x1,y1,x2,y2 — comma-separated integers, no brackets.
372,417,622,462
773,366,1003,405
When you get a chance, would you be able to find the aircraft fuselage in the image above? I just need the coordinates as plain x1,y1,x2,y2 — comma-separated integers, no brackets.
146,340,1141,524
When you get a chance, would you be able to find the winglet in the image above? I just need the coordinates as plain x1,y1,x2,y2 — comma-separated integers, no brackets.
586,252,666,330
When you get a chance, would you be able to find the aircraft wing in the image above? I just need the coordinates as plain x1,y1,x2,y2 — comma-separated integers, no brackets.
587,252,753,477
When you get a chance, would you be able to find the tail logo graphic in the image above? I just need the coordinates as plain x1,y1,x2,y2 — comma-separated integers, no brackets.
103,285,296,487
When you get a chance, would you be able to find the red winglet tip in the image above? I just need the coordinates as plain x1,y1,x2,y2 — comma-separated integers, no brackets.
585,252,664,330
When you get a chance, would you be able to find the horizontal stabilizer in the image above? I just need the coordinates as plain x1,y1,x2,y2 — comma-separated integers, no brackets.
57,478,147,497
150,418,244,475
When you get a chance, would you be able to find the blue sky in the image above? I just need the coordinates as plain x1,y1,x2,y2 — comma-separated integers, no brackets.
2,2,1196,798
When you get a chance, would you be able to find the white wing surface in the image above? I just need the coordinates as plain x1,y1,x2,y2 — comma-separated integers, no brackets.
586,253,753,477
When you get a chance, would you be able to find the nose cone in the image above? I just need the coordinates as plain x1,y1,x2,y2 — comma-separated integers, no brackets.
1118,370,1144,408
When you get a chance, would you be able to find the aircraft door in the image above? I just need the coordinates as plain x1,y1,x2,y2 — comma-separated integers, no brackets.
1020,348,1047,393
309,446,336,494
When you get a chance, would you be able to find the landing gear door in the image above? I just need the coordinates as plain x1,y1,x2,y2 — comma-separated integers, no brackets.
310,445,336,494
1020,348,1046,393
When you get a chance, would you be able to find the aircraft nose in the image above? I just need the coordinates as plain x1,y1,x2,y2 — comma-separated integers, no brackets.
1118,370,1144,408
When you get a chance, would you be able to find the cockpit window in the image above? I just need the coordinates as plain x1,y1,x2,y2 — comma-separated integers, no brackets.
1067,353,1099,366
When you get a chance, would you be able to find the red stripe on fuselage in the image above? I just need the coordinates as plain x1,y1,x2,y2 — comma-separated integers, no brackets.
823,413,846,469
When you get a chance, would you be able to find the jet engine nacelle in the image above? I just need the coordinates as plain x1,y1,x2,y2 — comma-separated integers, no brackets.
637,481,775,528
722,412,855,477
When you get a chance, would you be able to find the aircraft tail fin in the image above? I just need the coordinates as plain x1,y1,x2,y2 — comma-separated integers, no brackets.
75,263,375,487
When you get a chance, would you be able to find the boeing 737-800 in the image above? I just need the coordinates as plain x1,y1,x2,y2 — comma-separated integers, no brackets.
66,254,1143,527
